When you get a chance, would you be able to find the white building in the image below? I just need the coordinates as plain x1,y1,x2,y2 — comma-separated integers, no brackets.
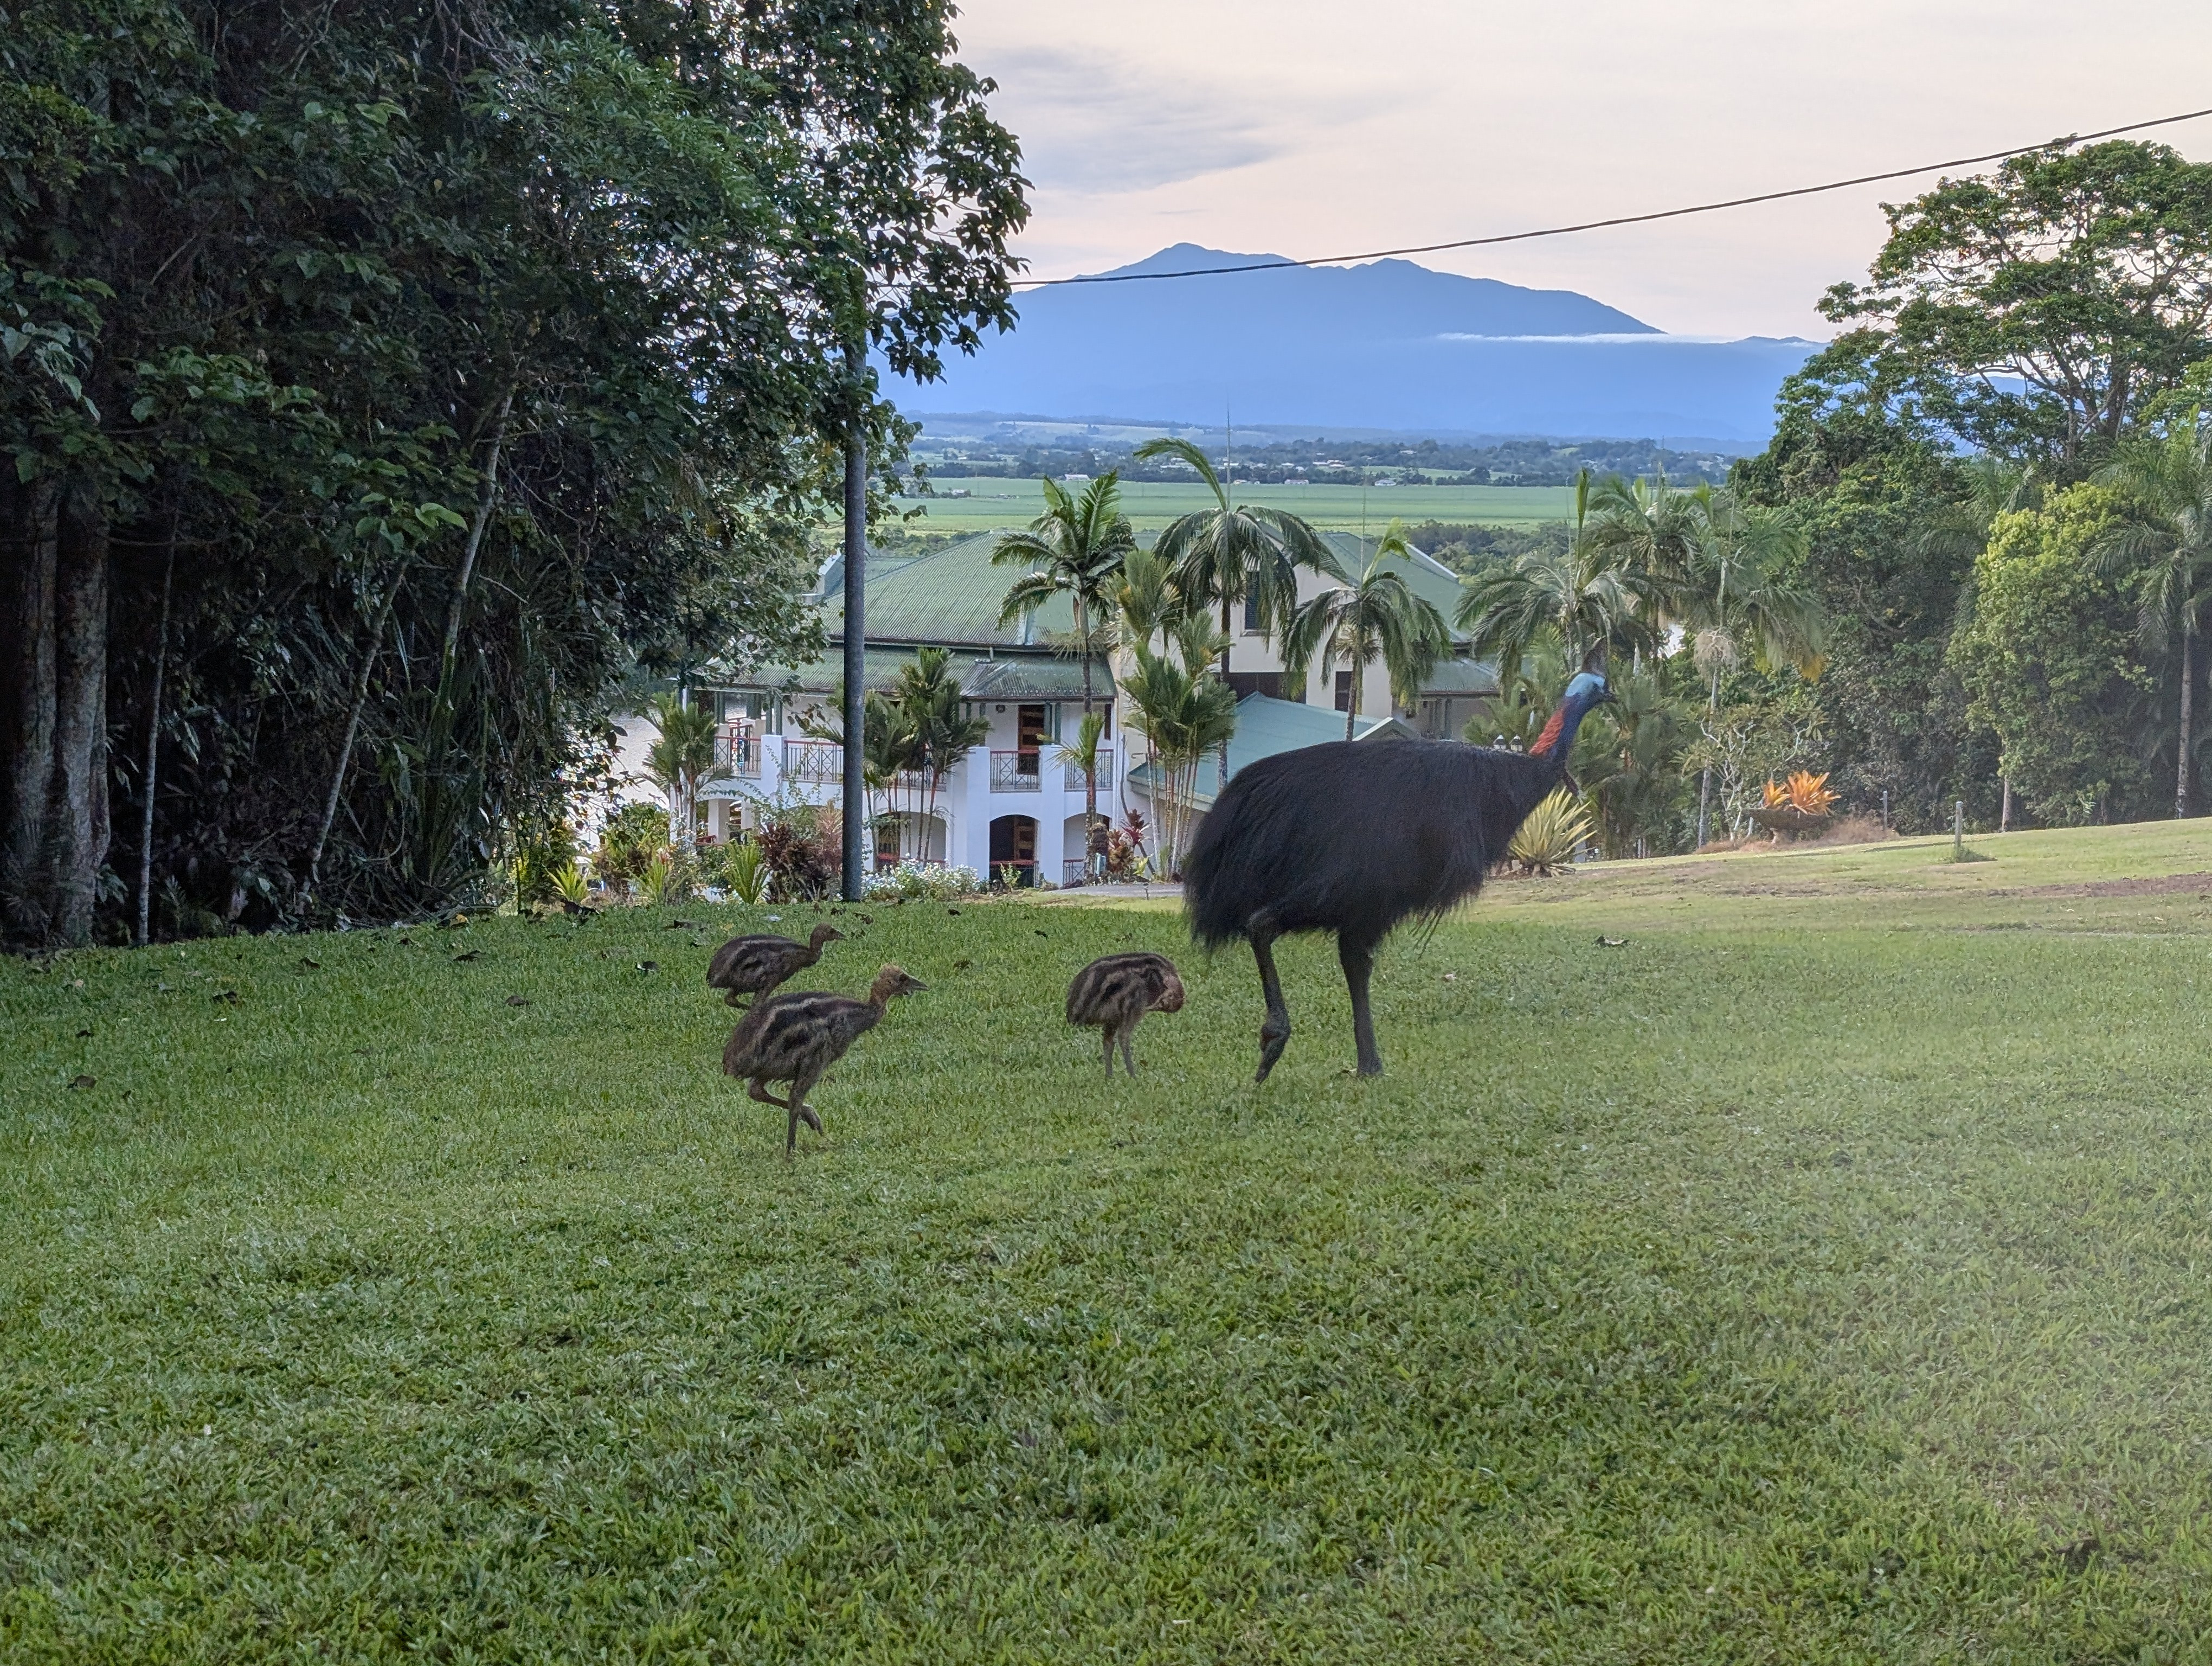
669,530,1492,885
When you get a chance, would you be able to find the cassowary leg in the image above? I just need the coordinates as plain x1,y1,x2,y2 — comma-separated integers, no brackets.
724,990,748,1009
1339,934,1384,1078
1251,928,1291,1084
1101,1028,1117,1078
748,1079,793,1110
1121,1015,1141,1077
786,1068,826,1154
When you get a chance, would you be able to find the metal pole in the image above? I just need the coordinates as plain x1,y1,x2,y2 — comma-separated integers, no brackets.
841,339,867,903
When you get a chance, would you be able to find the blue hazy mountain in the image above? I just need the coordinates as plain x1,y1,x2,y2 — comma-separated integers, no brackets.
898,245,1819,442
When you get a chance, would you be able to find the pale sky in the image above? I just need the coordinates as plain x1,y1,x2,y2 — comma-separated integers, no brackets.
953,0,2212,339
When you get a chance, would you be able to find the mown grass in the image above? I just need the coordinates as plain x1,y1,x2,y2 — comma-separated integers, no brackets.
8,827,2212,1661
891,480,1578,535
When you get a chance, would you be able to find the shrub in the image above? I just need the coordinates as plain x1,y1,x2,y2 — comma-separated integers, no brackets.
1507,790,1594,875
861,862,981,901
594,802,672,887
550,862,591,906
514,821,579,906
758,815,837,900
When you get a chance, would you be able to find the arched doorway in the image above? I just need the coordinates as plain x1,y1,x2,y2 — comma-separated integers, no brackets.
988,814,1037,887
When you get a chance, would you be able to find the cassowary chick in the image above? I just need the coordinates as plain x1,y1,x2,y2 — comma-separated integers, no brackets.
1065,952,1185,1077
722,963,927,1154
706,921,843,1007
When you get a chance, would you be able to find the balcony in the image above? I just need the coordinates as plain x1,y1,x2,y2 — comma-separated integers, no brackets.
1062,747,1111,792
712,733,763,778
784,739,843,786
989,748,1042,792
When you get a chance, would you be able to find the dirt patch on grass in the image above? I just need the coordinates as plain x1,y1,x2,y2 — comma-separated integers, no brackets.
1992,872,2212,900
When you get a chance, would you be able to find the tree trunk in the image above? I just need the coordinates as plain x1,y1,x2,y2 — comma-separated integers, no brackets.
2178,623,2195,818
2000,776,2012,833
1077,595,1101,876
50,485,111,945
1344,659,1360,742
439,388,514,678
308,586,402,899
0,476,58,925
1217,596,1233,791
137,514,178,945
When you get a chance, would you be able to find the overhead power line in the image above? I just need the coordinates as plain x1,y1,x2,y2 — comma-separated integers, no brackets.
1008,105,2212,290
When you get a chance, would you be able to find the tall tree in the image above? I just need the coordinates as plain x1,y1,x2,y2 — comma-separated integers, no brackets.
1823,140,2212,467
2093,422,2212,815
1279,521,1452,739
993,471,1133,866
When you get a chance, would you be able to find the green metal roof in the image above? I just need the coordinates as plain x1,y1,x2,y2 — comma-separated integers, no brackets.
818,534,1076,649
1125,692,1421,812
721,646,1102,701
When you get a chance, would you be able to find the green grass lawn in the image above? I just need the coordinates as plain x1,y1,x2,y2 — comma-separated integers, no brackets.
893,480,1578,535
9,824,2212,1659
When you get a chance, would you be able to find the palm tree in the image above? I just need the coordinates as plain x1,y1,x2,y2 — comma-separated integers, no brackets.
1111,547,1185,655
1456,470,1649,678
1583,471,1709,626
1120,617,1238,877
2094,423,2212,817
891,646,988,841
1682,493,1822,847
1280,520,1453,739
1134,436,1345,785
994,473,1136,851
642,691,725,860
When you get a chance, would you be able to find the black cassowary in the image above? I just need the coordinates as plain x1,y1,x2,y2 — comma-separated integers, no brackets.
1185,670,1612,1081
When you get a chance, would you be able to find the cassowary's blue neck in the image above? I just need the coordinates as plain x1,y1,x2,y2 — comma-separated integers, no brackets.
1528,690,1603,766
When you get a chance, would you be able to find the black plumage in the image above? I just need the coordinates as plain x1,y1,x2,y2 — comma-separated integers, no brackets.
705,921,843,1007
1065,952,1186,1077
722,963,927,1152
1185,673,1611,1081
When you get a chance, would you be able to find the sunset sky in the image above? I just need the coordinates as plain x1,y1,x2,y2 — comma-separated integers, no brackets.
954,0,2212,338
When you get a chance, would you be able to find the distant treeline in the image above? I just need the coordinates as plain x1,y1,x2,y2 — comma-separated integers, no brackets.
920,436,1741,486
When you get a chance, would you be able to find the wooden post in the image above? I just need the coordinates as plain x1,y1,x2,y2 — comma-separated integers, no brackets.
1953,798,1964,861
841,339,867,904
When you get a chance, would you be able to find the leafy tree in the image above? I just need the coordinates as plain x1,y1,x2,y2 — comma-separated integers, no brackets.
2093,422,2212,815
1279,520,1452,739
642,693,726,858
1948,485,2157,824
993,472,1134,849
1120,614,1236,877
0,0,1025,943
1823,141,2212,467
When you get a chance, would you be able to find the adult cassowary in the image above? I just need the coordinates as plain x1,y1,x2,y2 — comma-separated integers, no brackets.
1185,670,1612,1081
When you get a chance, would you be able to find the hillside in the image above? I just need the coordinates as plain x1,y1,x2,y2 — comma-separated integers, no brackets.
901,245,1821,441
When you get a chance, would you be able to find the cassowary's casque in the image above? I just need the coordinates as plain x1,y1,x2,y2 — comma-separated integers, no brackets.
705,922,843,1007
1065,952,1186,1077
722,964,926,1153
1185,671,1613,1081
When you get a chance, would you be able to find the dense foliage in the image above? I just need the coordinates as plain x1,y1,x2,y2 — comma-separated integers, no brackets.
0,0,1025,944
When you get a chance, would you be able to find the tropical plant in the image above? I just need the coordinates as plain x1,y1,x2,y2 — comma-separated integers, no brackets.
1279,520,1454,739
550,861,592,907
1763,772,1839,815
1134,435,1343,786
1110,548,1187,655
1572,662,1690,858
1507,790,1594,874
1057,710,1111,879
640,851,681,904
2093,421,2212,815
642,691,725,856
1120,643,1239,878
994,473,1135,841
1583,472,1710,623
725,836,769,905
1682,493,1824,845
1456,472,1643,678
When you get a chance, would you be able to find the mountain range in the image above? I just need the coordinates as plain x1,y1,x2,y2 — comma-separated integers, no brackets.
895,245,1821,443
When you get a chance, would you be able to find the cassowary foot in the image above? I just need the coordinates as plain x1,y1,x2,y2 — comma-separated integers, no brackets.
1255,1021,1291,1084
723,990,748,1009
799,1105,823,1134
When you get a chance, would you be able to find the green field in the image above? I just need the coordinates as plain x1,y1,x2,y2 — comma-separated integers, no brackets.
11,822,2212,1658
894,479,1578,535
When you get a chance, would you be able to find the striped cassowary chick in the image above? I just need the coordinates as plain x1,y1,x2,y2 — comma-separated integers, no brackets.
1065,951,1186,1077
706,921,843,1007
722,964,927,1154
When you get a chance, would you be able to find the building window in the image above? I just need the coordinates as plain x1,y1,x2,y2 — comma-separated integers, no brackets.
1016,703,1050,773
1334,669,1353,713
1242,593,1262,633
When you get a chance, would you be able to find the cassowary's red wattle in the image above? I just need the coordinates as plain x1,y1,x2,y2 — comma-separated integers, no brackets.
1184,671,1612,1081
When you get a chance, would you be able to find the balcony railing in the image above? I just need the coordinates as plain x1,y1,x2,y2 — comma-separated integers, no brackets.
1062,747,1111,791
784,739,843,786
989,748,1042,792
712,733,763,778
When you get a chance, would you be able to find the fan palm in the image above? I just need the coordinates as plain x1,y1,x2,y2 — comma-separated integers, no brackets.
1457,469,1647,678
1682,494,1822,846
1281,520,1454,739
1134,436,1345,785
2094,424,2212,816
1120,646,1238,878
1583,471,1709,624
